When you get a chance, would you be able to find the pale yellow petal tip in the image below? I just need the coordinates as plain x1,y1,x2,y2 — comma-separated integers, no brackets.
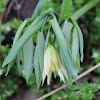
59,64,69,80
47,72,52,85
58,68,65,82
41,78,46,86
42,69,46,86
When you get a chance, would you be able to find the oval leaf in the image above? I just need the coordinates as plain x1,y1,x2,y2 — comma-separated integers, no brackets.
62,21,73,44
70,17,84,62
72,27,79,63
34,32,45,89
23,38,34,82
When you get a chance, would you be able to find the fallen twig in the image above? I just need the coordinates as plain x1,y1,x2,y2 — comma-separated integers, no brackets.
36,63,100,100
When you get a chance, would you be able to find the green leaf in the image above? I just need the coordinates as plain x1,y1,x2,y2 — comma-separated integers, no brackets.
5,62,14,76
23,38,34,82
37,32,45,75
60,0,72,22
19,48,24,64
90,83,100,93
72,27,79,63
70,17,84,62
45,31,50,50
34,46,42,89
2,8,53,68
62,22,74,63
69,92,80,100
34,32,45,89
62,21,73,44
17,52,21,75
12,19,33,75
45,30,54,50
81,93,93,100
2,18,44,68
60,49,72,84
13,18,33,46
49,15,78,80
76,53,80,71
32,0,46,18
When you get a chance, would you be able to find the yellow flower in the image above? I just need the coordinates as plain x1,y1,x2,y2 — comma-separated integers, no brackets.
42,45,68,85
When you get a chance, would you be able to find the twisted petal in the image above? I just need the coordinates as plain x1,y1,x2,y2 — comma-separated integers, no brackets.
44,47,51,75
59,64,68,80
58,68,65,83
50,46,58,68
42,45,69,85
56,52,69,80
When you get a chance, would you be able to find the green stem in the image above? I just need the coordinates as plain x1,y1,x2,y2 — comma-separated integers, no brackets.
73,0,100,20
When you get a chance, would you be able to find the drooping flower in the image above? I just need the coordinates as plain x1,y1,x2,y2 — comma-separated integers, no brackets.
42,45,68,85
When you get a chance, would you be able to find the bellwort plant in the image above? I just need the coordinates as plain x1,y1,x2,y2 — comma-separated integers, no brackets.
2,0,100,89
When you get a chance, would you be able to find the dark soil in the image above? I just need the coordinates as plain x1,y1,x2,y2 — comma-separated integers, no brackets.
8,91,41,100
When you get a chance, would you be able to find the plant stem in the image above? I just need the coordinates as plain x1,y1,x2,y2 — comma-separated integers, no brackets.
73,0,100,20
